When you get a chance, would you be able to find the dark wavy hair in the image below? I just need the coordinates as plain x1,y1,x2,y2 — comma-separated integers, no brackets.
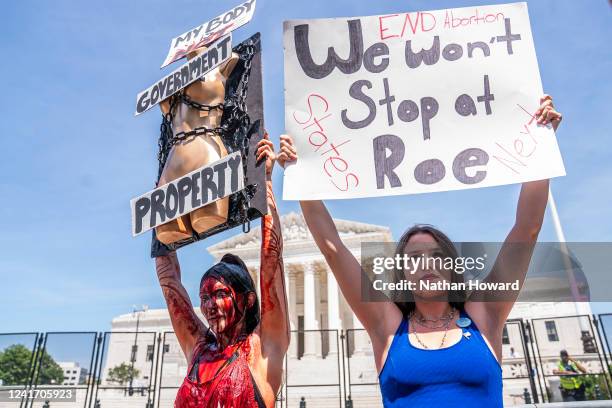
392,224,465,316
200,253,260,335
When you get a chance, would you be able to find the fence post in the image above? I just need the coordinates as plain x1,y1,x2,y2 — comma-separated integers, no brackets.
87,333,103,408
18,333,42,408
528,319,549,403
150,333,162,408
594,315,612,386
340,331,346,406
516,319,540,403
587,314,612,396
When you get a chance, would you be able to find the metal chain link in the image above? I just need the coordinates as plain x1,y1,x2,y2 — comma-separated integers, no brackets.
156,94,178,181
180,92,224,113
232,43,256,232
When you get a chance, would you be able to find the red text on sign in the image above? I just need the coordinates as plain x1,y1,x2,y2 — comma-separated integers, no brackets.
293,94,359,192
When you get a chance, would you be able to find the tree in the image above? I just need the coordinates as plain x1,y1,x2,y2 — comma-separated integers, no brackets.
37,349,65,385
0,344,64,386
107,363,140,386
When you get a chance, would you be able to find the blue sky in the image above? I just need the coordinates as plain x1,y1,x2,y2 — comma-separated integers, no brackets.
0,0,610,333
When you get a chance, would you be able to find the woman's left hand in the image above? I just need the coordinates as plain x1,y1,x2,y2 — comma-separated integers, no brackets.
256,132,276,178
536,94,562,131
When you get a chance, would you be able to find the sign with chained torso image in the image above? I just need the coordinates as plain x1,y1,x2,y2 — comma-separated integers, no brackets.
282,2,565,200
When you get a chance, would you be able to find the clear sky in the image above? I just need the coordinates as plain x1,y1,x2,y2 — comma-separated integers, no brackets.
0,0,610,334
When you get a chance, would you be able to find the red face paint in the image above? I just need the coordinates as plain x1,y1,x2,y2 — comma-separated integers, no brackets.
200,277,241,335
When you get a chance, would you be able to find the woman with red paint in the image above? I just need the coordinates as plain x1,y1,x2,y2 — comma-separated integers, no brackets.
155,135,289,408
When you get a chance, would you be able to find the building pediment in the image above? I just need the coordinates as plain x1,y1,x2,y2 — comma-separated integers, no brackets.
207,212,391,258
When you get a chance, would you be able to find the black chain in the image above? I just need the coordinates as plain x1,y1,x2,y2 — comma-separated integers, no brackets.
156,94,178,181
180,92,224,113
231,43,255,232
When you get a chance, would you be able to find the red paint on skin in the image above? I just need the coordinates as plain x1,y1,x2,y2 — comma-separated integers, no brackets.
175,277,260,408
156,255,203,338
200,277,240,335
260,214,282,314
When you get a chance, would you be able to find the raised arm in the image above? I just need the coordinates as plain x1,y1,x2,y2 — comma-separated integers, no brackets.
467,95,562,335
155,252,205,361
255,135,290,357
571,358,587,374
279,135,401,346
553,356,587,375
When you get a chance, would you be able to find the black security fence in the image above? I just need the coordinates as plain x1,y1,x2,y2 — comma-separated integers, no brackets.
91,332,158,408
501,319,542,404
530,315,611,403
0,333,40,408
2,314,612,407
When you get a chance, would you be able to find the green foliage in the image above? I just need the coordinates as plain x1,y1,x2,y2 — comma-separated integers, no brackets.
0,344,31,385
107,363,140,386
584,373,611,400
37,350,65,385
0,344,64,386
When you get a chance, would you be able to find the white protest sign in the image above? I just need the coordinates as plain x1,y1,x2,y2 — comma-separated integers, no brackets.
283,2,565,200
160,0,256,68
135,34,232,116
131,152,244,236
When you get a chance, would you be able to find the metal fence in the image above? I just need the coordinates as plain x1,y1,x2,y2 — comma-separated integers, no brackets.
2,314,612,407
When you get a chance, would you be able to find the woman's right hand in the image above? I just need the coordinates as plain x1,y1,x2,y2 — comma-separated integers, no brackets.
277,134,298,168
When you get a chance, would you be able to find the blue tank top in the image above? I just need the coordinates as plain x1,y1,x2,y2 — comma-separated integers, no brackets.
379,311,502,408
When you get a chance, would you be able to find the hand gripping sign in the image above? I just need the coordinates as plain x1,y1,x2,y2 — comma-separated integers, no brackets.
131,25,266,256
282,2,565,200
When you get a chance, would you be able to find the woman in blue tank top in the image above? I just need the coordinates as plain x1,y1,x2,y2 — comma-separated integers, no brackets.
277,95,562,407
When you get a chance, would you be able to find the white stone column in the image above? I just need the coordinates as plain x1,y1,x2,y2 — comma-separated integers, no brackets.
303,262,319,357
327,268,342,355
287,269,298,359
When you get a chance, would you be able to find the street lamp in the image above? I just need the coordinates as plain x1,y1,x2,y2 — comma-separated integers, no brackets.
128,305,148,396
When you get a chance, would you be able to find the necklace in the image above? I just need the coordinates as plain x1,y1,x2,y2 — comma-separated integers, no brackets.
409,308,455,349
415,309,455,323
414,317,451,330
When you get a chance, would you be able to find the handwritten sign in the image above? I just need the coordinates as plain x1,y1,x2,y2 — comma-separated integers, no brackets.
282,2,565,200
131,152,244,236
160,0,256,68
135,35,232,116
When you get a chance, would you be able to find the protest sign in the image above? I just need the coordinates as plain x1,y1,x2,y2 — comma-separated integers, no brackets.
131,152,244,237
148,33,267,257
135,34,232,116
161,0,256,68
282,2,565,200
